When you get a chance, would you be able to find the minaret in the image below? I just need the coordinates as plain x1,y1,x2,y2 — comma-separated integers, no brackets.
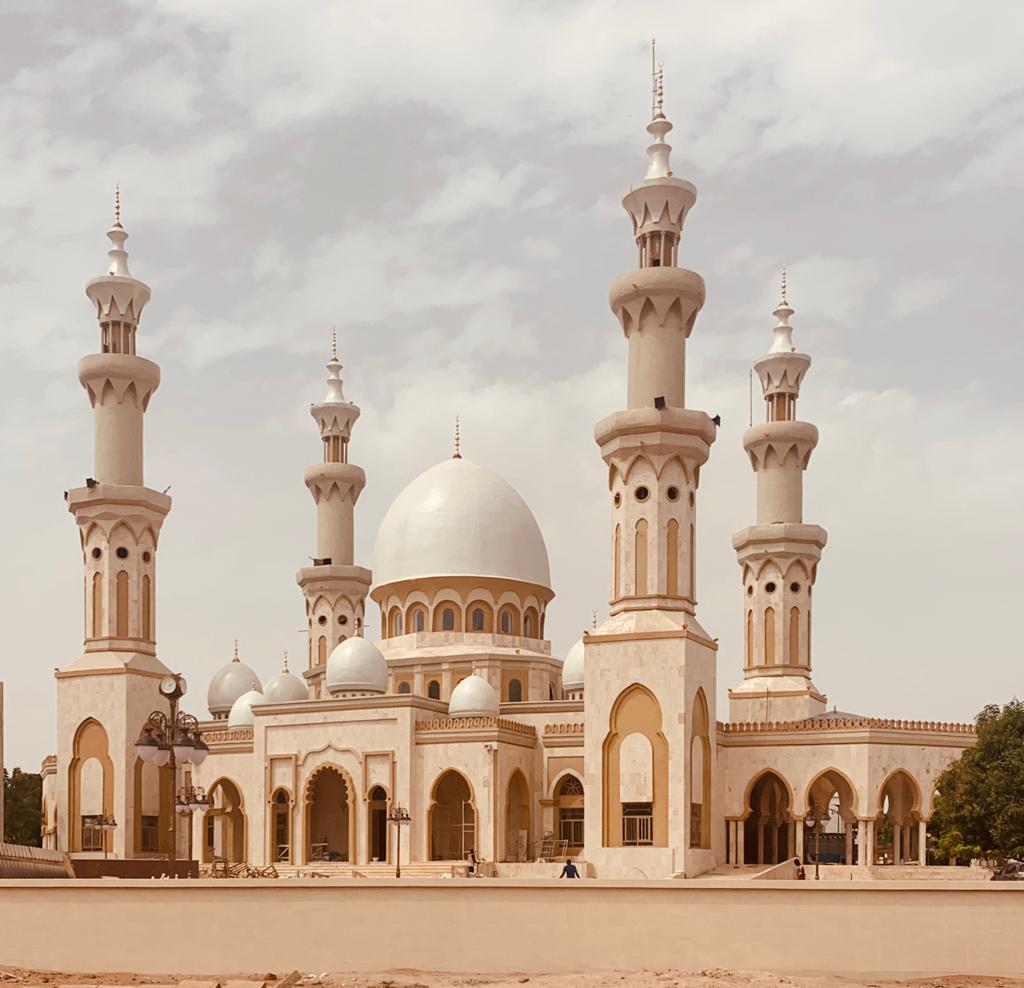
594,60,715,616
729,275,828,722
584,53,719,873
56,194,174,858
296,331,372,697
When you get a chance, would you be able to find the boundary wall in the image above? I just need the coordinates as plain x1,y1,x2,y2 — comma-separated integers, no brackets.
0,879,1021,977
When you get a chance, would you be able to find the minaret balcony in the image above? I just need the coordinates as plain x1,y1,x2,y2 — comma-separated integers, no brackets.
67,482,171,526
622,178,696,239
303,462,365,503
608,267,704,337
742,421,818,469
732,523,827,561
78,353,160,410
596,407,715,473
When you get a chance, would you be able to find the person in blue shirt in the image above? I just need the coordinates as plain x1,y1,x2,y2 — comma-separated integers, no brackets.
560,858,581,878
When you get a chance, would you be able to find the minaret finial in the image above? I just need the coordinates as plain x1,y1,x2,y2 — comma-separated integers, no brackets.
780,267,788,306
453,415,462,459
770,270,796,353
323,329,346,402
233,639,239,662
592,609,597,630
330,325,337,361
113,184,122,228
283,651,289,672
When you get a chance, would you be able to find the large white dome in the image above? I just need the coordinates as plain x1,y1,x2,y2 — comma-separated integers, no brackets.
227,689,264,729
263,663,308,704
448,674,500,718
208,656,262,717
373,458,551,589
326,637,389,694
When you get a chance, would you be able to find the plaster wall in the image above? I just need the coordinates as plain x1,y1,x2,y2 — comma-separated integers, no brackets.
0,880,1020,977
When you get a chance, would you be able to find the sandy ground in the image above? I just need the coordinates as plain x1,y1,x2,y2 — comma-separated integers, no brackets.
2,970,1023,988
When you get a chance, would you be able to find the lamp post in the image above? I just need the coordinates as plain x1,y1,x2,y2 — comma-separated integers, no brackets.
176,785,211,861
386,805,411,878
134,674,209,866
99,814,117,860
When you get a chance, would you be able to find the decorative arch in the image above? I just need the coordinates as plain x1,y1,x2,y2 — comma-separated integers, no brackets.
689,688,711,849
613,524,621,598
467,600,493,633
429,769,477,861
497,604,520,636
876,769,923,865
555,772,585,851
133,756,172,855
367,784,389,863
202,777,247,864
303,763,356,864
503,769,531,861
523,605,540,639
666,519,679,596
601,683,669,847
68,718,114,853
269,786,293,864
634,519,649,595
743,769,793,865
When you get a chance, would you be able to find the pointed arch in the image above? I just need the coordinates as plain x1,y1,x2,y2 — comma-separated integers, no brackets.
743,769,794,865
666,519,679,596
91,571,104,638
303,763,356,865
203,777,247,864
613,524,621,598
688,522,695,599
68,718,114,853
115,570,129,637
634,519,648,596
745,610,753,665
429,769,477,861
689,687,711,849
764,608,776,664
602,683,669,847
503,768,531,861
788,606,800,664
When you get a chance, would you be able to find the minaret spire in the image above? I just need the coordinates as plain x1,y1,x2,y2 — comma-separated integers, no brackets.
453,415,462,459
770,268,796,354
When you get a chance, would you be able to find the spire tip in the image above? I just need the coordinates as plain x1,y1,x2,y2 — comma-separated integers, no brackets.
453,415,462,459
113,184,122,228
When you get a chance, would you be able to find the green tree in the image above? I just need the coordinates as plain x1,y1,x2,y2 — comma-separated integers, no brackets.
3,767,42,847
929,700,1024,864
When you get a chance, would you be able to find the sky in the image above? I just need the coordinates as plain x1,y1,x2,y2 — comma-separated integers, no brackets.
1,0,1022,770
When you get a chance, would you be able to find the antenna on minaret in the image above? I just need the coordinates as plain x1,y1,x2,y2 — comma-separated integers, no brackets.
453,415,462,459
113,184,122,228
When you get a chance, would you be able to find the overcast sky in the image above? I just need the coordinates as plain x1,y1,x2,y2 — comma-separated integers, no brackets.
2,1,1022,770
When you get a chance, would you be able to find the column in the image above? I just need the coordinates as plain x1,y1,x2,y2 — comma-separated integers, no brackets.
727,820,735,864
787,820,796,858
894,824,902,865
866,819,875,866
757,823,765,864
857,819,867,867
795,818,804,862
918,819,927,866
844,825,854,866
736,820,745,865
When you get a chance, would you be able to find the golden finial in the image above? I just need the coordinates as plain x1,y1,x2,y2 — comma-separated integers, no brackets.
232,639,239,662
330,325,337,361
453,415,462,459
283,651,289,672
113,184,122,228
656,64,664,117
780,267,789,306
592,609,597,630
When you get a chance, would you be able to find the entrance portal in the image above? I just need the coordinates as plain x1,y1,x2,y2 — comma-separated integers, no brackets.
305,766,352,863
430,770,475,861
369,785,388,862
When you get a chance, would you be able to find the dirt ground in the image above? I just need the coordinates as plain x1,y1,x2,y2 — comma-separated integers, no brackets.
2,970,1023,988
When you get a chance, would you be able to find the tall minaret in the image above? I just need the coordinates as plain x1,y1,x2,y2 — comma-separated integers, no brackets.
729,275,828,722
56,195,174,857
296,332,372,697
584,53,719,873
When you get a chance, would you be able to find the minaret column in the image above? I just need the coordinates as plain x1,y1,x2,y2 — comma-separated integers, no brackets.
730,280,827,722
297,335,372,695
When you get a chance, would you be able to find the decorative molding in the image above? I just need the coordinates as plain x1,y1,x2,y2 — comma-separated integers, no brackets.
718,717,976,735
416,716,535,737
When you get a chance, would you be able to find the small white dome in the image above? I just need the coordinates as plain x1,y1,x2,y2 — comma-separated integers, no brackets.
448,674,500,718
263,663,308,704
373,457,551,589
326,637,388,694
208,654,262,717
562,638,585,691
227,689,264,729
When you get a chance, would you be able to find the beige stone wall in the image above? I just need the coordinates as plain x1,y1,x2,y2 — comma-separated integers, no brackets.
0,879,1021,976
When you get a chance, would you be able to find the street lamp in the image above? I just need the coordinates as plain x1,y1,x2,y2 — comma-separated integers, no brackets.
99,814,117,860
134,674,208,866
386,805,412,878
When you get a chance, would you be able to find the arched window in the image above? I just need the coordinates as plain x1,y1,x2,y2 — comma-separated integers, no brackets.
764,608,776,664
666,519,679,596
317,635,327,665
634,519,648,595
500,610,511,634
413,608,425,632
613,524,621,598
141,575,152,641
91,571,103,638
745,610,753,665
427,680,441,700
789,606,800,664
689,523,696,599
398,681,411,694
442,608,455,631
115,570,129,638
471,608,485,631
524,612,535,637
508,678,523,703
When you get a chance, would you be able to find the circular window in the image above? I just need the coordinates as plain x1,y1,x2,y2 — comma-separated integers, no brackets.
790,582,800,593
91,548,102,560
635,486,650,502
613,492,621,508
142,551,152,563
666,486,679,501
317,615,327,626
765,581,777,593
338,615,348,625
746,586,753,597
116,547,128,560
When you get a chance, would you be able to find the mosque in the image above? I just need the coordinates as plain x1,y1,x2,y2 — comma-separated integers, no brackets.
39,78,976,880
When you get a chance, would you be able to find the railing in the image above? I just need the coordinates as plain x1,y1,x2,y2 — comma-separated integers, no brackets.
622,814,653,846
